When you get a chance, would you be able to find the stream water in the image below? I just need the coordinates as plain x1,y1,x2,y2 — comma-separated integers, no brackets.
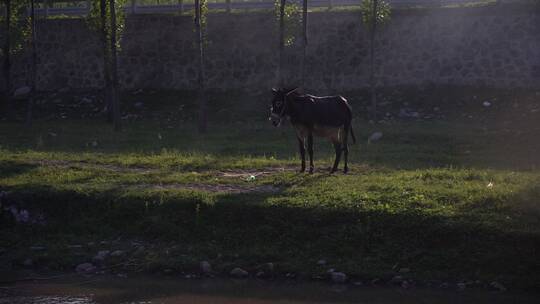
1,275,538,304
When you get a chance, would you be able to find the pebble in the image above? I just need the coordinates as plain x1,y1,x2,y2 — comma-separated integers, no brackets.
93,250,110,262
490,281,507,291
317,259,327,265
330,272,347,284
13,86,31,98
390,275,404,284
399,267,410,273
200,261,212,274
110,250,124,257
230,267,248,278
264,262,274,272
76,263,96,273
457,282,466,291
23,258,33,267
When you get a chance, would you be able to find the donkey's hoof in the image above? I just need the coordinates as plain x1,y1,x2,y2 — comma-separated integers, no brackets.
309,168,314,174
343,168,349,174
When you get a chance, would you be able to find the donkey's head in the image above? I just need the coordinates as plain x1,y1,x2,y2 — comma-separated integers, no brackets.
269,87,298,127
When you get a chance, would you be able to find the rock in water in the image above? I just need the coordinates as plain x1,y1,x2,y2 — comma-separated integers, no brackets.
330,272,347,284
76,263,96,273
230,267,248,278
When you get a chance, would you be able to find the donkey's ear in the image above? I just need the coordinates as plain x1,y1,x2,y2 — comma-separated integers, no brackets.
286,87,299,96
271,88,278,94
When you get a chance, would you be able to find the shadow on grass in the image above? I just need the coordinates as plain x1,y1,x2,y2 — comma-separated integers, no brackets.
0,161,38,179
2,183,539,290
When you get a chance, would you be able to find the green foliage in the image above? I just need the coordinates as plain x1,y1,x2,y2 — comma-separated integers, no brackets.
274,0,301,47
193,0,208,44
86,0,127,50
0,1,31,56
360,0,391,27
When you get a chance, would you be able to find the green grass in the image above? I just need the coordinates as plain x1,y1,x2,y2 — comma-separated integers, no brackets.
1,94,540,291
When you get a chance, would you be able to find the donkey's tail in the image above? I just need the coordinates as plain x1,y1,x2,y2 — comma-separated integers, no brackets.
350,125,357,144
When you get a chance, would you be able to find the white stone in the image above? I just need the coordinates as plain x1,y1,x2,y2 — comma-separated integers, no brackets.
368,131,383,143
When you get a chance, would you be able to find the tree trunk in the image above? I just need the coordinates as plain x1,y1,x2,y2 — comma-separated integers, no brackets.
26,0,37,126
369,0,378,122
100,0,113,123
109,0,121,131
195,0,207,133
301,0,307,88
278,0,285,86
2,0,11,114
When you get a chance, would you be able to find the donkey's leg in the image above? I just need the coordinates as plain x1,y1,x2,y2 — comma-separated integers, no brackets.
297,136,306,173
342,126,350,174
331,141,342,174
307,133,314,174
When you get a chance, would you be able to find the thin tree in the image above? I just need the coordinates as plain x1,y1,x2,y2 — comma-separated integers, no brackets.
369,0,377,121
26,0,37,126
278,0,285,86
195,0,207,133
100,0,113,123
2,0,11,113
109,0,121,131
361,0,390,122
300,0,307,88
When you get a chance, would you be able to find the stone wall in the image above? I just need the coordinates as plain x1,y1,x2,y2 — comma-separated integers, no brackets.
3,4,540,92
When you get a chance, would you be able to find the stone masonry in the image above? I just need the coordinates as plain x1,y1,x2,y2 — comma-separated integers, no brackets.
2,4,539,92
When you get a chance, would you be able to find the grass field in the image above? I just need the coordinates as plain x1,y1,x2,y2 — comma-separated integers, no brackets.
1,89,539,291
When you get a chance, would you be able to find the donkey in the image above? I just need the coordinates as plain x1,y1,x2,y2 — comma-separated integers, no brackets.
269,88,356,174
